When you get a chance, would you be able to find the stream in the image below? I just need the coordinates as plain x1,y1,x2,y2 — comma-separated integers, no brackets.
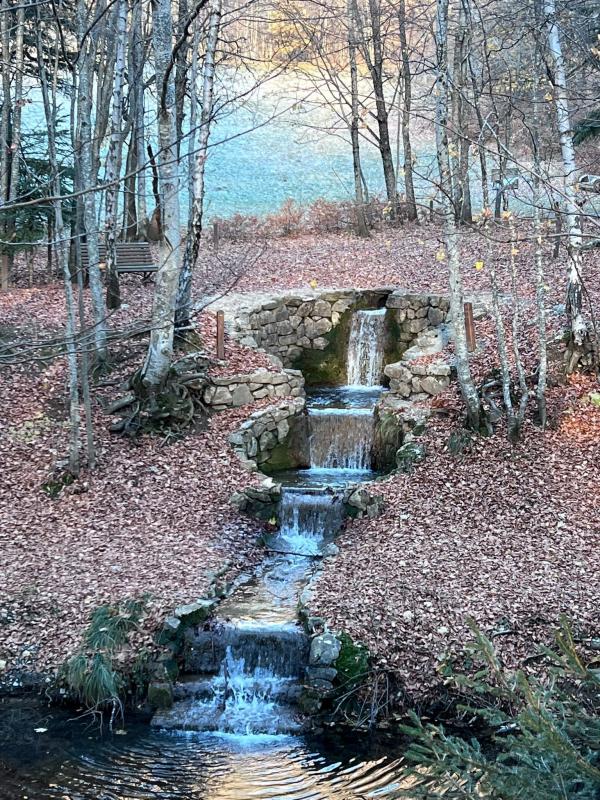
1,309,416,799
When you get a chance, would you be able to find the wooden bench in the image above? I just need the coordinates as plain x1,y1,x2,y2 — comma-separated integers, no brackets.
81,242,157,282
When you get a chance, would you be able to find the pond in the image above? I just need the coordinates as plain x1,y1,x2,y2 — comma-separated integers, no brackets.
1,698,414,800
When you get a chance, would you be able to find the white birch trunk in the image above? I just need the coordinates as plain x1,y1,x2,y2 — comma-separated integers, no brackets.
176,0,222,331
36,16,81,473
0,0,11,290
104,0,128,309
141,0,182,389
131,0,147,235
435,0,480,429
544,0,586,348
76,0,108,363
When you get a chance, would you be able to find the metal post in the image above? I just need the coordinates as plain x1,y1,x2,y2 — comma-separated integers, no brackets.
216,310,225,360
464,301,476,352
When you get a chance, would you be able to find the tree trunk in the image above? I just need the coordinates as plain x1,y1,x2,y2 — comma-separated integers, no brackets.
544,0,587,358
175,0,190,160
365,0,397,216
397,0,418,222
104,0,128,310
130,0,148,237
435,0,480,429
76,0,108,364
7,4,24,275
176,0,222,333
0,0,12,289
532,4,547,425
36,14,82,474
347,0,370,238
141,0,182,389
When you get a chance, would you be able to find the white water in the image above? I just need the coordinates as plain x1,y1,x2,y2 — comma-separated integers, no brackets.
308,408,374,471
156,647,301,735
347,309,387,387
273,489,343,556
154,311,388,741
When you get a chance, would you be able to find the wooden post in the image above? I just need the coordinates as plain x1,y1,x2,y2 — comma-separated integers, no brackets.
553,201,562,259
0,253,8,291
213,221,219,254
429,199,434,222
464,301,476,352
216,309,225,360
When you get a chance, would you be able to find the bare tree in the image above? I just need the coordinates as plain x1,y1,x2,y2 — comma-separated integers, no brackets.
348,0,370,237
397,0,418,221
435,0,481,429
104,0,129,310
76,0,109,364
140,0,184,390
543,0,588,369
176,0,223,333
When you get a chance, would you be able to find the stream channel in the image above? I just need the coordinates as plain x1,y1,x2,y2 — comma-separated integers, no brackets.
1,309,416,799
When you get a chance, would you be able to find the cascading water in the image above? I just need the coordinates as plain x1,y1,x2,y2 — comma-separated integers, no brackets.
153,309,390,741
273,488,343,555
9,304,412,797
308,408,374,471
347,308,387,387
153,489,343,736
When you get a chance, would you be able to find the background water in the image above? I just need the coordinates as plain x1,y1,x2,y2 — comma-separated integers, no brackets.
19,72,588,223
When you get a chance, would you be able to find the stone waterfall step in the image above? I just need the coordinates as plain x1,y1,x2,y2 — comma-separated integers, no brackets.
184,624,309,676
347,308,387,386
153,627,310,735
308,407,375,471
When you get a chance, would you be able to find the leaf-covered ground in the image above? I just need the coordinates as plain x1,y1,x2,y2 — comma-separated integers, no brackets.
311,378,600,697
1,221,599,695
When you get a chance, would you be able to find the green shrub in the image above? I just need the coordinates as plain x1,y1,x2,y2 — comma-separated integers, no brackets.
396,619,600,799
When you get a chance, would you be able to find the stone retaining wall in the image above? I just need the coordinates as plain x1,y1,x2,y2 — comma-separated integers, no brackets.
231,289,452,373
385,290,451,351
227,398,307,472
385,358,452,401
203,369,305,411
233,291,357,366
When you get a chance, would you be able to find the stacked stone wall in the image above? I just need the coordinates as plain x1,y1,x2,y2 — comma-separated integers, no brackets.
203,369,304,411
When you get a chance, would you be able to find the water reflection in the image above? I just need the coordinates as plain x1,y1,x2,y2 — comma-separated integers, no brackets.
1,705,411,800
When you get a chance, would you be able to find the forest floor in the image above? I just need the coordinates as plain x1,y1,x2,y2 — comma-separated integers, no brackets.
1,221,599,700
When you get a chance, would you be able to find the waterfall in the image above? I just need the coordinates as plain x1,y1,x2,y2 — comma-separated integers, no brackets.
347,308,387,387
153,310,391,739
274,488,343,555
155,642,306,735
309,408,374,471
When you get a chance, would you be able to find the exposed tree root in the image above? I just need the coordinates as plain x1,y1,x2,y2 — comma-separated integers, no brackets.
108,356,210,437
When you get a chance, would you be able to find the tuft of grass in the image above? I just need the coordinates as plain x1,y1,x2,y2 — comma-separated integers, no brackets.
63,597,148,727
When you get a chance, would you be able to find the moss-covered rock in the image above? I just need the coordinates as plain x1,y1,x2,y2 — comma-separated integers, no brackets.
396,441,426,473
291,308,354,386
372,409,404,471
335,633,369,689
147,681,173,710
